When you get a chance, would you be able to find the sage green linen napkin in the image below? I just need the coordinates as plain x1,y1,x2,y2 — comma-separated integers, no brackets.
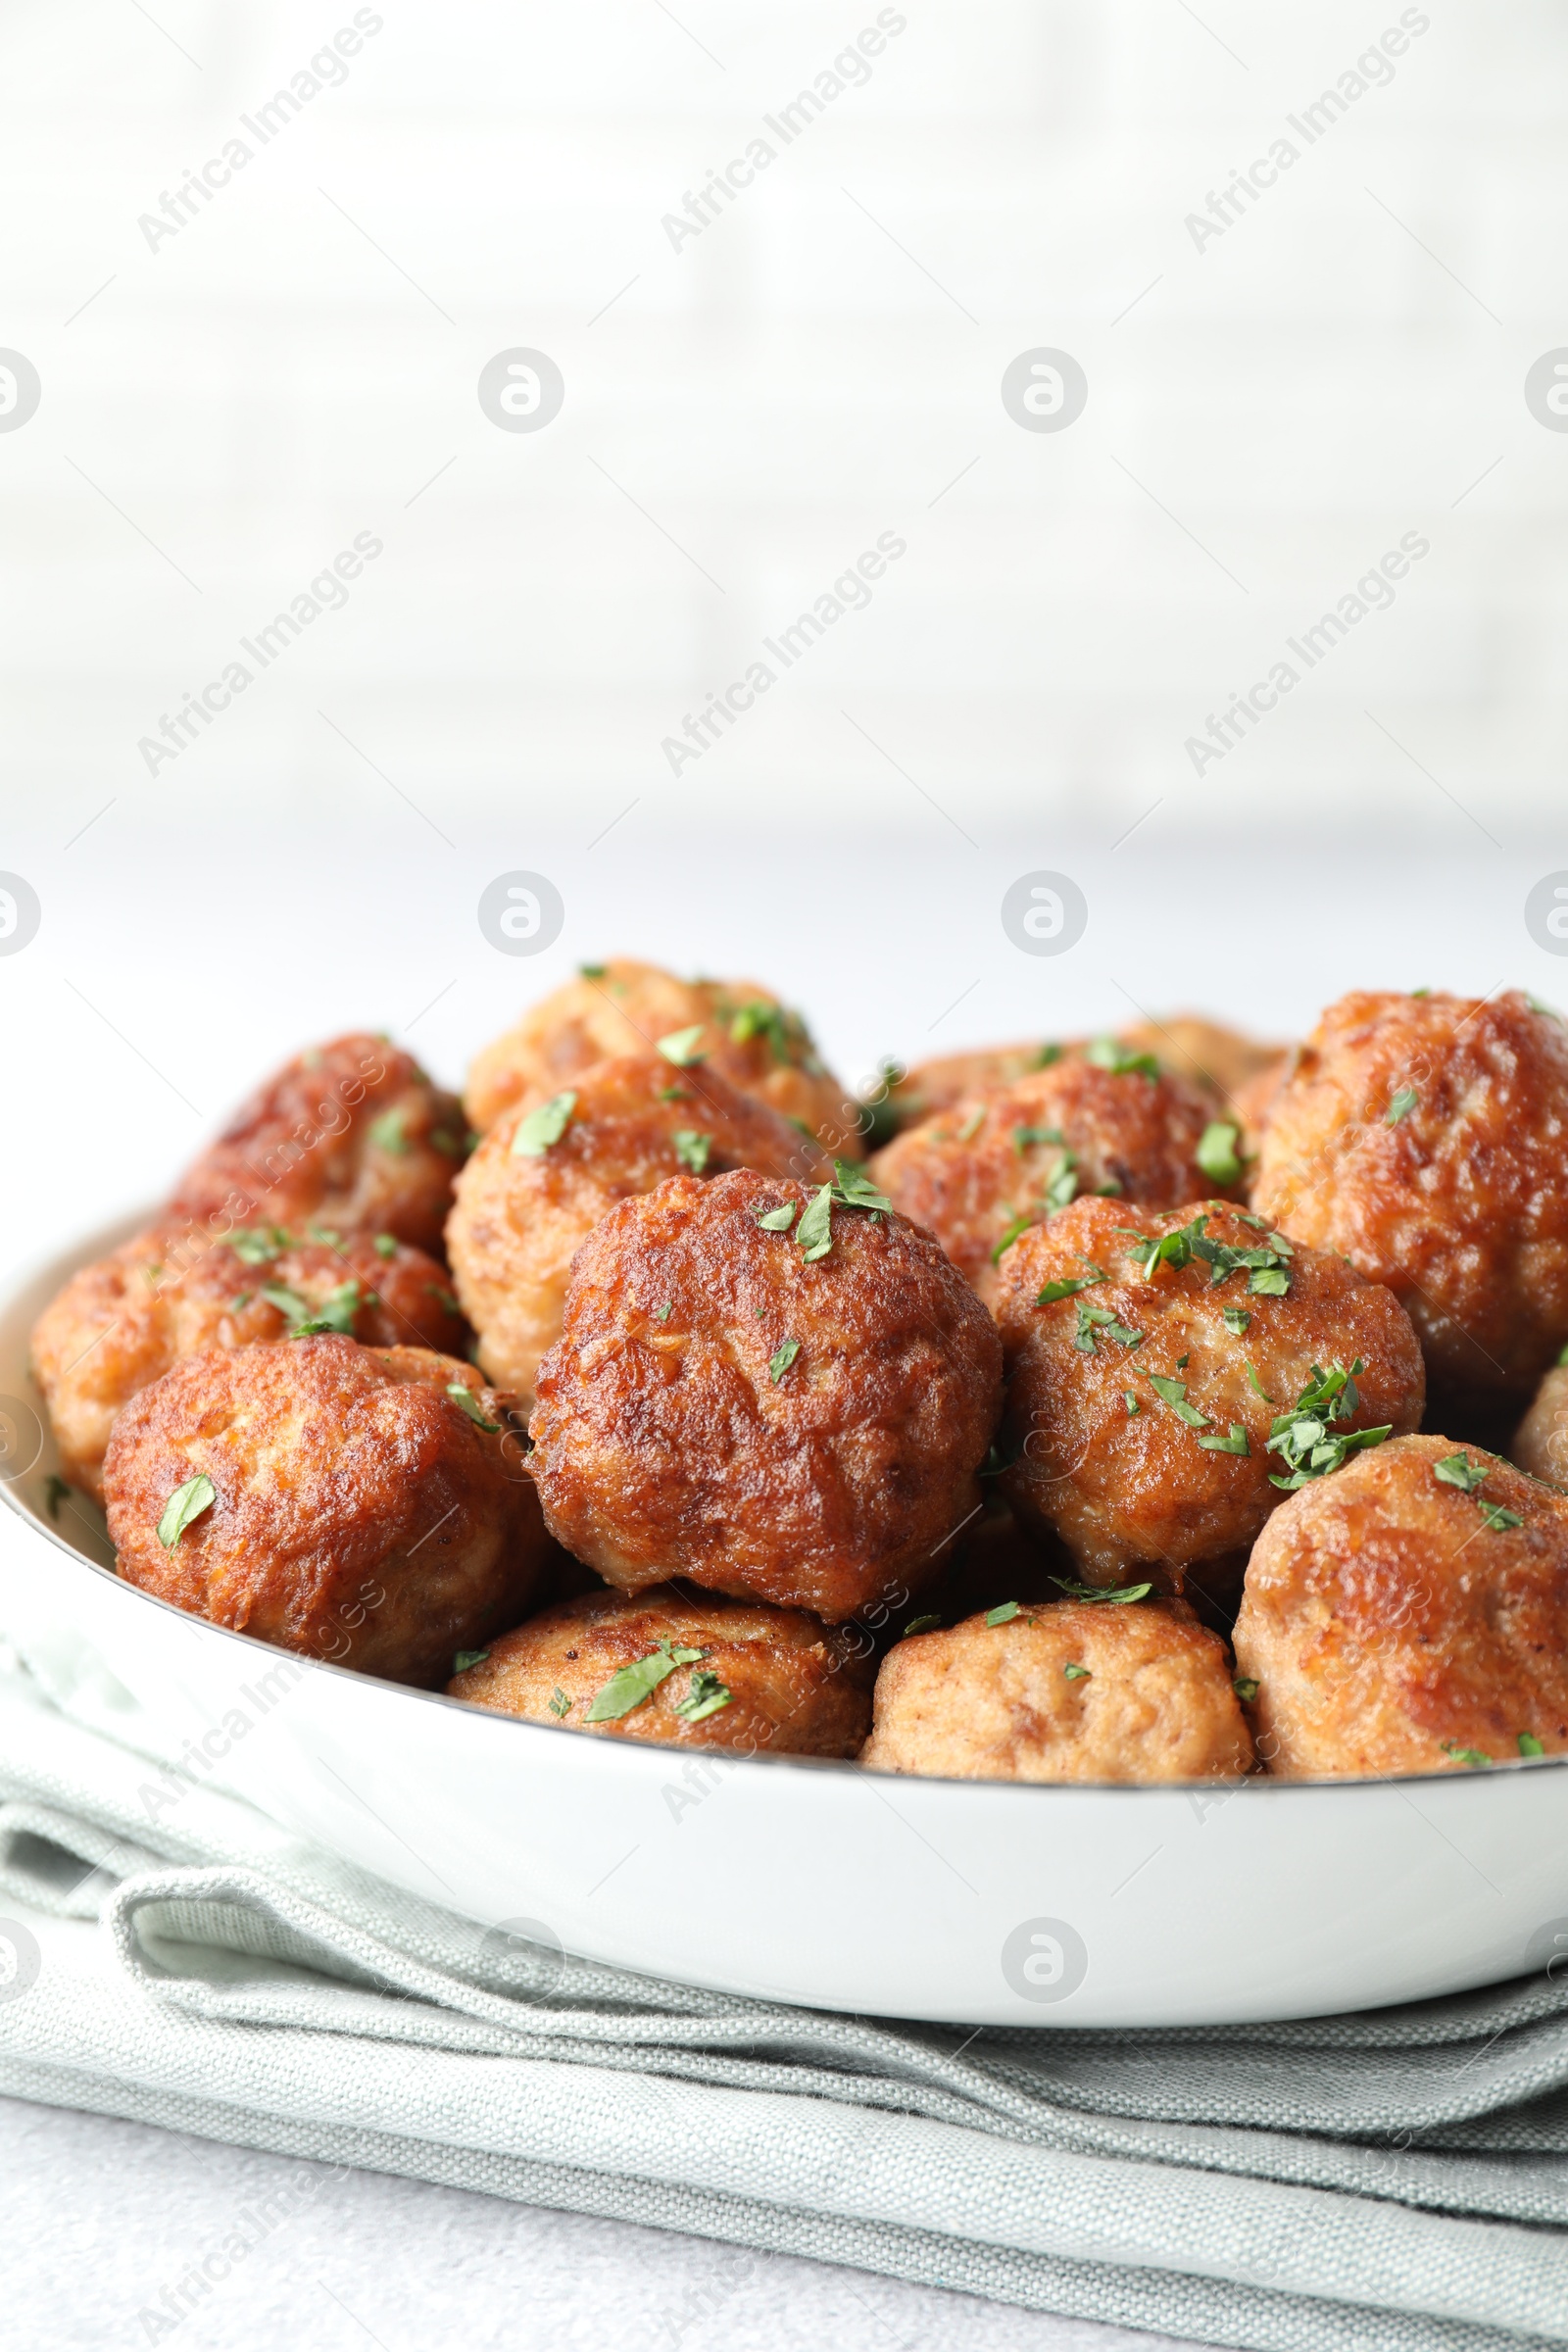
0,1646,1565,2352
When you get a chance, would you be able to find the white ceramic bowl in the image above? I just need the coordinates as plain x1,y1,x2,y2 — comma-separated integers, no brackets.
2,1214,1565,2029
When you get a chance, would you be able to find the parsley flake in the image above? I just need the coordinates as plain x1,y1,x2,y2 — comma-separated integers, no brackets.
1124,1392,1139,1414
1037,1268,1108,1304
992,1209,1039,1263
1246,1364,1275,1402
1520,1732,1545,1758
986,1601,1021,1626
1434,1450,1523,1530
956,1107,986,1143
1197,1121,1242,1186
1086,1037,1159,1080
512,1091,577,1157
1074,1300,1144,1354
586,1641,708,1722
1050,1577,1154,1605
1386,1087,1419,1126
373,1233,398,1259
768,1338,800,1383
43,1473,71,1521
157,1473,216,1548
447,1381,500,1432
1063,1663,1091,1681
1043,1151,1079,1213
231,1291,253,1312
368,1107,410,1154
1033,1043,1063,1068
1267,1362,1391,1488
260,1282,311,1327
796,1184,834,1261
654,1302,673,1323
1222,1306,1251,1336
1233,1677,1259,1702
1014,1123,1065,1152
673,1128,712,1175
579,961,607,978
1149,1374,1211,1431
1198,1422,1250,1456
673,1670,733,1723
656,1025,707,1067
453,1649,490,1674
230,1226,290,1267
755,1200,797,1232
548,1688,571,1718
1441,1741,1492,1770
289,1279,365,1338
904,1614,942,1637
831,1160,893,1213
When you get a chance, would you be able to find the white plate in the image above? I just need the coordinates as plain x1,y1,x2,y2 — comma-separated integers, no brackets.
2,1213,1565,2029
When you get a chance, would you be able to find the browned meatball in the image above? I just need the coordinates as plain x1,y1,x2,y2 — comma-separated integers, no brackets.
1253,990,1568,1402
446,1585,872,1756
1233,1048,1295,1163
1514,1360,1568,1487
31,1222,466,1504
169,1034,466,1259
527,1167,1004,1622
997,1196,1425,1588
1234,1433,1568,1778
447,1054,826,1410
869,1053,1240,1305
881,1041,1069,1131
860,1598,1253,1783
465,959,861,1157
103,1338,546,1688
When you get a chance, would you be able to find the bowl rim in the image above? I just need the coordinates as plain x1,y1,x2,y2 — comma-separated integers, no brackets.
5,1208,1565,1804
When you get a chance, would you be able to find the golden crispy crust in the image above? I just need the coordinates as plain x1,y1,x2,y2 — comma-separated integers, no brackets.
30,1223,466,1504
1513,1364,1568,1487
1234,1433,1568,1778
995,1196,1425,1585
446,1584,872,1755
860,1599,1254,1783
447,1054,828,1410
103,1338,547,1688
869,1058,1240,1305
527,1168,1004,1622
169,1034,466,1259
465,958,863,1158
1253,990,1568,1399
881,1023,1280,1134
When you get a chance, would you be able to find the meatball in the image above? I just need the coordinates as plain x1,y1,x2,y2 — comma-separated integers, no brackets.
1253,990,1568,1402
996,1196,1426,1588
860,1598,1253,1783
31,1222,466,1504
527,1167,1004,1622
169,1034,466,1259
446,1585,872,1756
447,1054,826,1410
1117,1016,1285,1109
881,1041,1069,1131
1514,1360,1568,1488
103,1337,547,1688
465,958,861,1157
1234,1433,1568,1778
869,1052,1240,1306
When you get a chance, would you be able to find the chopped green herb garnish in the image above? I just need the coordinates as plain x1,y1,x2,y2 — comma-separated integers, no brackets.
1249,1266,1291,1297
579,961,607,977
956,1107,986,1144
756,1200,798,1232
1149,1374,1211,1430
1196,1121,1242,1185
1050,1577,1154,1605
1176,1352,1190,1371
1037,1268,1107,1304
1267,1361,1390,1488
654,1301,673,1323
230,1291,253,1312
1222,1306,1251,1336
290,1279,364,1337
260,1282,311,1327
673,1670,733,1723
447,1381,500,1432
796,1184,833,1261
656,1024,707,1067
157,1472,216,1548
229,1226,290,1267
1033,1043,1063,1068
1233,1677,1259,1702
1386,1087,1418,1126
368,1107,410,1154
43,1473,71,1521
373,1233,398,1259
1043,1151,1079,1213
658,1083,686,1103
512,1090,577,1157
1085,1037,1158,1080
830,1160,893,1213
992,1209,1039,1263
1121,1211,1293,1298
1014,1124,1065,1152
1441,1741,1492,1769
426,1283,462,1315
1434,1450,1524,1531
729,1001,797,1063
1558,1342,1568,1368
1074,1300,1144,1354
904,1614,942,1637
453,1649,489,1673
1063,1663,1091,1681
1198,1422,1250,1456
1520,1733,1545,1758
549,1687,571,1717
673,1129,712,1175
586,1640,708,1722
1124,1392,1139,1414
1246,1364,1274,1401
986,1601,1021,1626
768,1338,800,1383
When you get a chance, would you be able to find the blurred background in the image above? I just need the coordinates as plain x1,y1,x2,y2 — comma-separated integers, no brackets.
2,0,1566,1240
